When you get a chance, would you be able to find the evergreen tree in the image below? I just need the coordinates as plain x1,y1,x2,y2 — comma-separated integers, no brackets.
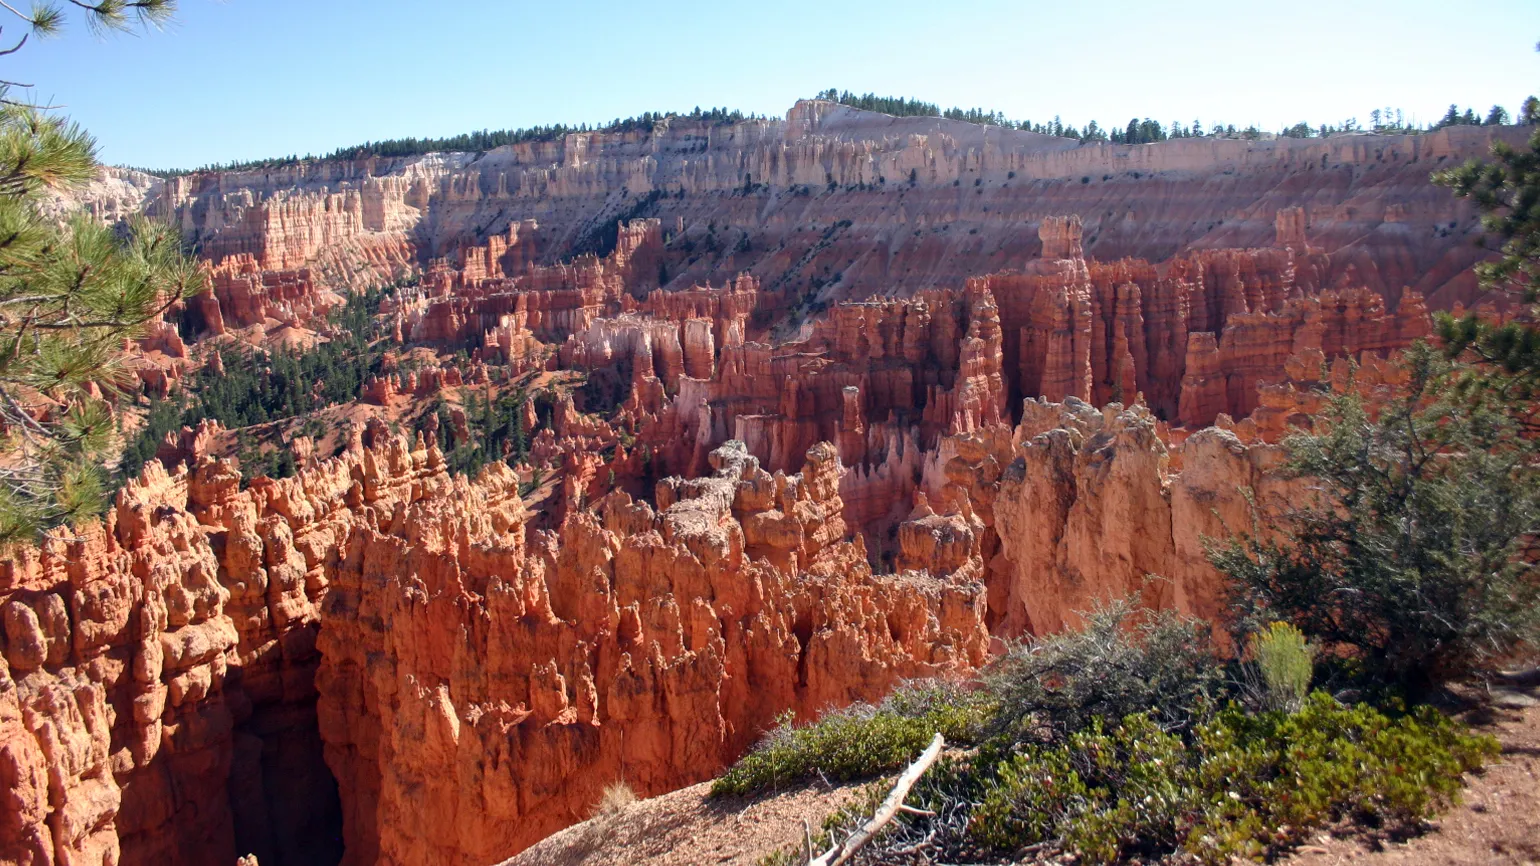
1433,100,1540,430
1220,50,1540,689
1431,39,1540,396
0,1,205,543
512,401,529,459
1485,105,1511,126
1212,347,1540,691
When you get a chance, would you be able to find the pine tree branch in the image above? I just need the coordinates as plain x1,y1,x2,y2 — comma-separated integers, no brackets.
0,31,28,55
1,302,39,368
0,383,49,440
0,1,33,24
0,295,70,306
0,97,60,111
63,0,174,33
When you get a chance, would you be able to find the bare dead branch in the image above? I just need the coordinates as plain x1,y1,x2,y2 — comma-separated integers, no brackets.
807,733,944,866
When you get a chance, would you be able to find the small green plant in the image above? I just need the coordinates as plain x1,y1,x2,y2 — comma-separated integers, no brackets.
1244,621,1314,712
711,680,990,796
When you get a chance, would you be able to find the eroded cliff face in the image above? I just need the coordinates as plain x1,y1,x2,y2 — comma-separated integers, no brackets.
4,299,1394,866
1,422,987,866
974,212,1428,426
491,213,1429,567
979,399,1305,636
151,102,1523,319
2,339,1402,866
316,437,987,866
0,454,342,866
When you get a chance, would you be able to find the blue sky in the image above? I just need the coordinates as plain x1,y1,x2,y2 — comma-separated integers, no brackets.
6,0,1539,169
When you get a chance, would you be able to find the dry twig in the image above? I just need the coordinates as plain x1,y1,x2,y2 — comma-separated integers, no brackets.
807,732,944,866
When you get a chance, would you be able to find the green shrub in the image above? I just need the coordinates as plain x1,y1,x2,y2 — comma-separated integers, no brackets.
1185,693,1496,864
969,745,1080,850
727,595,1497,865
711,680,990,796
1214,347,1540,690
965,693,1494,866
972,714,1196,862
1243,621,1314,713
986,598,1222,744
790,696,1493,865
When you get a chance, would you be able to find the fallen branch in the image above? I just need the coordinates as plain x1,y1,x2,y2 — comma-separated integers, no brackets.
1495,666,1540,688
808,732,944,866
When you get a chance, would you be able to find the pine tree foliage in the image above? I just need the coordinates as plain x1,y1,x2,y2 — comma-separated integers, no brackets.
816,88,1535,146
0,0,203,543
1212,346,1540,691
412,387,541,481
1432,47,1540,431
1,0,173,51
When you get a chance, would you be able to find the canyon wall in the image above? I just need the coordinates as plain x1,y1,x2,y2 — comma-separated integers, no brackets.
977,213,1428,426
450,212,1434,576
970,400,1303,636
1,423,987,866
148,103,1523,320
2,390,1316,866
2,275,1406,865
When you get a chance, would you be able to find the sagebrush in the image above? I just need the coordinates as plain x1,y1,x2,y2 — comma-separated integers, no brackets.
712,680,991,796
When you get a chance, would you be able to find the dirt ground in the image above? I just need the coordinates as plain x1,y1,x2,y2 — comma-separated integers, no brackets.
504,778,863,866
